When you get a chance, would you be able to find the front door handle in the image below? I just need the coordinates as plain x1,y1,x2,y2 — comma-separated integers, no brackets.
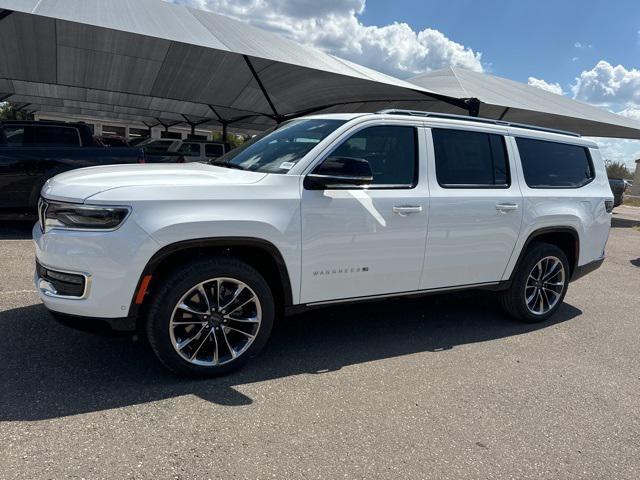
393,205,423,216
495,203,519,212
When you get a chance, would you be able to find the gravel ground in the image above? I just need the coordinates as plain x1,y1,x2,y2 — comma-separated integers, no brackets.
1,208,639,479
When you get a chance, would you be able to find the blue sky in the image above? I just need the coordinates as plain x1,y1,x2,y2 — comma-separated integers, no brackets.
361,0,640,89
175,0,640,168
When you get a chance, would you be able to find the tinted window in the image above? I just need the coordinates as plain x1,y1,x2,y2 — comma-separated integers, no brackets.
3,126,24,146
178,142,201,157
205,144,224,157
213,119,345,173
433,129,509,187
327,125,417,187
516,138,594,188
3,125,81,147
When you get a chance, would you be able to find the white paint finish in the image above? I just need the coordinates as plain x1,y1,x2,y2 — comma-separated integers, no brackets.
420,128,524,289
42,163,266,203
32,112,613,321
32,220,160,318
500,142,611,279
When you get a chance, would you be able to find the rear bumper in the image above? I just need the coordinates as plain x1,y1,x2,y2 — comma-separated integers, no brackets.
571,257,605,282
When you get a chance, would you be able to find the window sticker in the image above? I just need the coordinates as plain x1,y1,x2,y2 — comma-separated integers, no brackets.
279,161,295,170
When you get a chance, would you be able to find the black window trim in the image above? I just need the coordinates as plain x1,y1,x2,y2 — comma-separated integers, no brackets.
515,136,596,190
305,124,420,190
432,128,511,190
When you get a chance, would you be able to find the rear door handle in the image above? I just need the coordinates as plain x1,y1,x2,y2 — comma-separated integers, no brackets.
393,205,423,216
495,203,519,212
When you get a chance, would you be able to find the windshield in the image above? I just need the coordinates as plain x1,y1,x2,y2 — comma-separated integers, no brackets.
212,119,346,173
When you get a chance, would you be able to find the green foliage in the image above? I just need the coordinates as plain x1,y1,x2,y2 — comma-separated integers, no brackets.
0,102,30,121
605,160,633,180
210,131,246,148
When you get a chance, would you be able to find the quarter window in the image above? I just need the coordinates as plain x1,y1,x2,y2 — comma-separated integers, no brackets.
432,128,509,188
326,125,418,187
515,138,594,188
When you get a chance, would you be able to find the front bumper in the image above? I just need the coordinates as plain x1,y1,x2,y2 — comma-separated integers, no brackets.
47,309,137,333
33,219,159,319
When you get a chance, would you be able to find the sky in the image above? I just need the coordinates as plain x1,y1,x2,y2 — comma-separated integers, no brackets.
170,0,640,169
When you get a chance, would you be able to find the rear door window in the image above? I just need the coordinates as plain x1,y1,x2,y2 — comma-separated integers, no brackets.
432,128,509,188
516,138,594,188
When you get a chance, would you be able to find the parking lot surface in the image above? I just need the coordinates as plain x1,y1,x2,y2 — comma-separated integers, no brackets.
1,208,639,479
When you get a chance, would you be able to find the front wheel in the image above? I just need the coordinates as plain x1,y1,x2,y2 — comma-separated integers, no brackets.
146,257,275,377
500,242,570,323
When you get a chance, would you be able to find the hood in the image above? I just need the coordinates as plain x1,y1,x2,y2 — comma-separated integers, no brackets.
42,163,268,203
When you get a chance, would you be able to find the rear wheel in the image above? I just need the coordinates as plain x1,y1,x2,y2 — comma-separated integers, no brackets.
500,242,570,323
146,257,274,377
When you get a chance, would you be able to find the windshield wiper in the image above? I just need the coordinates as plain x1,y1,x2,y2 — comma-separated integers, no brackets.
212,160,247,171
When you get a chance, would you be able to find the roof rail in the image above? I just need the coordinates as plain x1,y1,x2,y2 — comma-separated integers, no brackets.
376,109,581,138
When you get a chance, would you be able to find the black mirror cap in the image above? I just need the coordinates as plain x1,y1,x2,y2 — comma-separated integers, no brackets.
304,173,373,190
304,156,374,190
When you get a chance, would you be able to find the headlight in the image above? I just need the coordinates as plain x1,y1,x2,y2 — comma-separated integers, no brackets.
40,199,130,232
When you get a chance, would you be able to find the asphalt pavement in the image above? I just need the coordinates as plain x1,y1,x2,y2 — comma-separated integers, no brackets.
1,208,639,479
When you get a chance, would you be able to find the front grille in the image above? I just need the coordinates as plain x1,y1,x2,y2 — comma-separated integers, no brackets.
37,197,48,232
36,262,86,297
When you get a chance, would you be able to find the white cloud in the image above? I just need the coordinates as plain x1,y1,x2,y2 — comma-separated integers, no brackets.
527,77,564,95
169,0,483,78
571,60,640,108
574,41,582,48
565,60,640,169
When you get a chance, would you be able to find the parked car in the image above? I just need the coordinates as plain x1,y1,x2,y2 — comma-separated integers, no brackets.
608,178,625,207
95,135,131,148
0,120,145,217
33,111,612,377
139,138,226,163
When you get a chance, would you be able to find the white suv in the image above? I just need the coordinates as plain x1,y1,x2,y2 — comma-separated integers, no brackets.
33,111,613,376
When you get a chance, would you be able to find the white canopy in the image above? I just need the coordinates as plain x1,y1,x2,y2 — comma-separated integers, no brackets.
0,0,462,133
1,1,639,139
410,67,640,139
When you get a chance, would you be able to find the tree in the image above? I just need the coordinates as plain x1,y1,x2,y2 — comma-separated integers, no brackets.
604,160,632,179
0,102,31,121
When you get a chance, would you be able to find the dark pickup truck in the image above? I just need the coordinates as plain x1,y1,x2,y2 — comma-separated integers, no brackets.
0,120,145,217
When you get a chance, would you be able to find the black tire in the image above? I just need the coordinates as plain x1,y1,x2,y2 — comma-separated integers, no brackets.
500,242,570,323
146,256,275,377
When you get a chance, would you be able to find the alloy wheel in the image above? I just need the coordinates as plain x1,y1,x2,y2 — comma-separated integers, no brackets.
169,277,262,366
525,256,566,315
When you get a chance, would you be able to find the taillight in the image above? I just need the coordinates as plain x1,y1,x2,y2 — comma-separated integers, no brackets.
137,148,145,164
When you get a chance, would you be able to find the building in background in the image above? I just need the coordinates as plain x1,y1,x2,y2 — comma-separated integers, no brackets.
34,112,218,142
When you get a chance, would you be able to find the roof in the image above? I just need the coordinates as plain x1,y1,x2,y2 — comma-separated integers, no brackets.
410,67,640,139
0,0,454,133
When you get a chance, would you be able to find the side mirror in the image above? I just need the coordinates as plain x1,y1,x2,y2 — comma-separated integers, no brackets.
304,156,373,190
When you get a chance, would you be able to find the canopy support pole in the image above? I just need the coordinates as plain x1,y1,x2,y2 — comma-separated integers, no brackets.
243,55,283,123
181,115,209,136
155,118,182,132
464,98,480,117
209,105,232,147
142,121,160,137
